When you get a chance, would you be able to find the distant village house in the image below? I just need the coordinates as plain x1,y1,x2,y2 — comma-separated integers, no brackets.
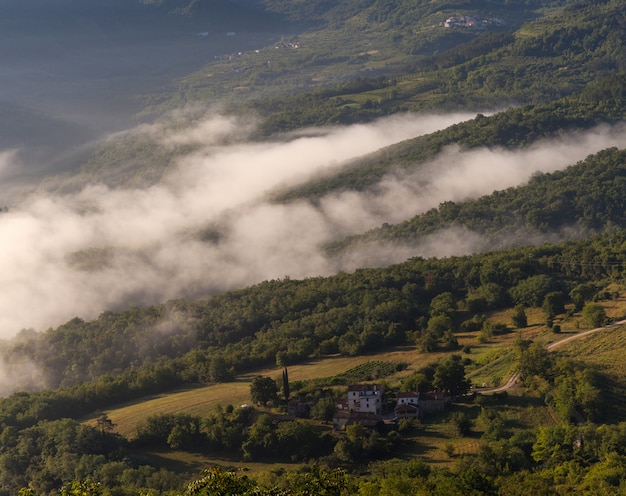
444,15,505,29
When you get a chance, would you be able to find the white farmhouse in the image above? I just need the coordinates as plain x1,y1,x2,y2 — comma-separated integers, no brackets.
347,384,383,414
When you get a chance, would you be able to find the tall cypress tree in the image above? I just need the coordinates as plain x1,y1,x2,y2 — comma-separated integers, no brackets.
283,367,290,402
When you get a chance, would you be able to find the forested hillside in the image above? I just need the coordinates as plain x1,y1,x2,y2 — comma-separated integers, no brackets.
278,78,626,202
332,143,626,254
4,226,626,393
4,0,626,494
2,229,626,492
9,140,626,393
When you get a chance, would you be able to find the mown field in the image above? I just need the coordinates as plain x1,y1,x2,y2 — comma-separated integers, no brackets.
84,351,440,437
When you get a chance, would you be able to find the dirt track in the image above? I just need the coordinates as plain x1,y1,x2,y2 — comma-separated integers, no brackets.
480,319,626,394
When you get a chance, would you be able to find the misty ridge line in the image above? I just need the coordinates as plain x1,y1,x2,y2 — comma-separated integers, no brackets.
329,122,626,268
0,112,475,337
1,113,625,340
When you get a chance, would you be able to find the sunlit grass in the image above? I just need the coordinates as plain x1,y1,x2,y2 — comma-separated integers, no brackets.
83,382,251,437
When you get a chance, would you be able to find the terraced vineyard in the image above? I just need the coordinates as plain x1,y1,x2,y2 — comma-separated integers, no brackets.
557,324,626,423
311,360,408,386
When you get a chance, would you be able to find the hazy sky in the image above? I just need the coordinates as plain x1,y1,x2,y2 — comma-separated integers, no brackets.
1,112,626,338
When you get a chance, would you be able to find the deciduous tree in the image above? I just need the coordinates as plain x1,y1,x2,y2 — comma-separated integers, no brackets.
582,303,607,328
250,376,279,407
433,355,470,398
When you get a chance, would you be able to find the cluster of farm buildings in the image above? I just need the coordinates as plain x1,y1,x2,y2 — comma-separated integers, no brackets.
288,384,449,431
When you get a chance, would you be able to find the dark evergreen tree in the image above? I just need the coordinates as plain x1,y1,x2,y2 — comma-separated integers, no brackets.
282,367,290,403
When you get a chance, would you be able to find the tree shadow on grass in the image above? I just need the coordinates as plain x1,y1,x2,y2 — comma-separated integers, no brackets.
136,450,207,474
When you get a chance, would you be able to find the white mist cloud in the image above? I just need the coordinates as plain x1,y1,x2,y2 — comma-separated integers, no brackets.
135,108,257,148
0,150,18,175
0,113,625,338
0,355,44,396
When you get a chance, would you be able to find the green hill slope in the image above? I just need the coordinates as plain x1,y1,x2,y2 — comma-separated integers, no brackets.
146,0,550,118
247,0,626,133
276,81,626,202
6,0,626,493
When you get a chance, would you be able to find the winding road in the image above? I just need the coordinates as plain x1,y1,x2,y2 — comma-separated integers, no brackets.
480,319,626,394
